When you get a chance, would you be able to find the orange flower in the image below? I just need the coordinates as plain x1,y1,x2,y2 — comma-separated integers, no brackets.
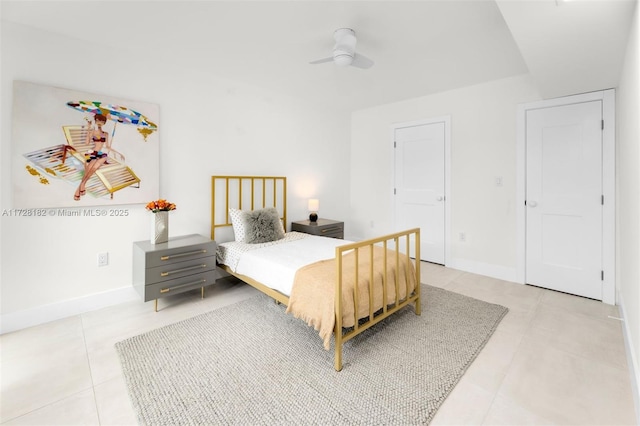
146,199,177,213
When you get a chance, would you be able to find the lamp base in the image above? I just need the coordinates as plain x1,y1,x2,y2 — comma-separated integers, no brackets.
309,213,318,222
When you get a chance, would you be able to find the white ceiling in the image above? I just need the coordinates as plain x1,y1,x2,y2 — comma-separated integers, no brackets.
1,0,636,111
497,0,636,99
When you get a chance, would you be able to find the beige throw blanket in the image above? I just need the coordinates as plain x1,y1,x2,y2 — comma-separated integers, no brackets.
286,245,417,350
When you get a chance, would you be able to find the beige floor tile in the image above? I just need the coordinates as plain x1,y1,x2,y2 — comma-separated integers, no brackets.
497,334,636,425
540,288,620,319
80,296,150,331
0,334,93,422
494,307,536,336
462,329,524,394
529,304,628,370
458,273,544,301
90,299,201,339
1,389,99,425
82,285,206,330
448,275,541,314
0,316,84,361
430,379,495,425
445,278,494,301
94,376,138,426
421,262,464,288
85,339,128,387
479,290,541,314
450,270,500,289
482,393,556,425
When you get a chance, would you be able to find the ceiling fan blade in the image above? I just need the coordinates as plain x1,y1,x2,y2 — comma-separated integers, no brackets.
351,53,374,69
309,57,334,65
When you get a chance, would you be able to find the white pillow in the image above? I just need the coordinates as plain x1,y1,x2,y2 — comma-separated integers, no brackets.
229,208,246,242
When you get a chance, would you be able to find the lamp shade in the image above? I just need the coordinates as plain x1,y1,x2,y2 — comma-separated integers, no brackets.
308,199,319,222
308,199,319,212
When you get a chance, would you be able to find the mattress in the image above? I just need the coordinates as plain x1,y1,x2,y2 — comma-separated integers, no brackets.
217,231,352,296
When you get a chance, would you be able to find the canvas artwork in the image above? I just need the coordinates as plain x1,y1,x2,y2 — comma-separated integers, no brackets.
11,81,160,208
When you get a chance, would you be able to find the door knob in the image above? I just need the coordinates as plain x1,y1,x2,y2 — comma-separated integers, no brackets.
436,196,444,201
528,200,538,207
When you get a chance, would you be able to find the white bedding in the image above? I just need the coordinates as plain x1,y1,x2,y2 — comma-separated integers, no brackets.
217,231,352,296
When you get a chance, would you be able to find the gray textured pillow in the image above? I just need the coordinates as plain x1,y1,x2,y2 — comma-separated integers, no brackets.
242,207,285,244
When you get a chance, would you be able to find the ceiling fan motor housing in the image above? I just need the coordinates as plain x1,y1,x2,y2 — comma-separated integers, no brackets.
332,28,357,66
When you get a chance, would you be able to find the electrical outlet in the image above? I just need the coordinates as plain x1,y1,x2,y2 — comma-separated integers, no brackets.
97,252,109,267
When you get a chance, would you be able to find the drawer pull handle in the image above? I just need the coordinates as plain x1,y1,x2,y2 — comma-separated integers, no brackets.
160,278,207,293
160,264,208,277
321,227,341,233
160,249,207,261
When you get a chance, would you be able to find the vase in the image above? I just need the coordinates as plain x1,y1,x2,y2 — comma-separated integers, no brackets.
151,211,169,244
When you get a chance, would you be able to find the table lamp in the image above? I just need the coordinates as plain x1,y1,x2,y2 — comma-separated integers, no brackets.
308,199,319,222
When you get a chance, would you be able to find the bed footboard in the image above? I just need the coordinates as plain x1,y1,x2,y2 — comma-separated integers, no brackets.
333,228,421,371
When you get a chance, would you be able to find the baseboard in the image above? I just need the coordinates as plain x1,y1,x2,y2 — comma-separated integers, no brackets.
0,286,139,335
447,257,518,283
619,295,640,425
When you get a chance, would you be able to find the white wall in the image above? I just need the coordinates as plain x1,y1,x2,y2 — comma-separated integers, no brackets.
617,0,640,419
350,74,540,279
0,22,352,331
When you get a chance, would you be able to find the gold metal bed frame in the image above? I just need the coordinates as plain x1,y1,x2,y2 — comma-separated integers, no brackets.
211,175,421,371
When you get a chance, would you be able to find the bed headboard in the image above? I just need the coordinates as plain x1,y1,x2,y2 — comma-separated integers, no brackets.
211,175,287,241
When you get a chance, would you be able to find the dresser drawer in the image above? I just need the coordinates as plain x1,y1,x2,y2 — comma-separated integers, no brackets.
145,241,215,268
144,256,216,285
315,226,344,239
143,270,218,302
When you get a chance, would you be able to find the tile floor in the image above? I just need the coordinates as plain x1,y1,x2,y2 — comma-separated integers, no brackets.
1,263,637,425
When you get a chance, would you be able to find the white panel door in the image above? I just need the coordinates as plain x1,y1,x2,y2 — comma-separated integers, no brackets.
394,122,445,264
526,101,603,299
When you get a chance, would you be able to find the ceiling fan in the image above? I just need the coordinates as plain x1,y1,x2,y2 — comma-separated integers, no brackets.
309,28,374,69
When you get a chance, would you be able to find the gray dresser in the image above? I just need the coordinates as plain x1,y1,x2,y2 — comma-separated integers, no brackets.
133,234,217,310
291,218,344,239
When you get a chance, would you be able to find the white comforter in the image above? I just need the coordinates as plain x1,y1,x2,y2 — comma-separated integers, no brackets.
217,231,352,296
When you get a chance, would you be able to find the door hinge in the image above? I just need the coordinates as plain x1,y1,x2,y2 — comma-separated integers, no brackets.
394,188,396,195
394,141,397,148
602,120,604,130
601,270,604,281
602,195,604,205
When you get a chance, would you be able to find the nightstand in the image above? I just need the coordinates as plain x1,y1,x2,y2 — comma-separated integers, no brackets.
291,218,344,239
132,234,217,311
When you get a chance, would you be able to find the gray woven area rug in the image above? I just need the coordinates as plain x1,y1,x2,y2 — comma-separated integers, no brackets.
116,284,508,425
